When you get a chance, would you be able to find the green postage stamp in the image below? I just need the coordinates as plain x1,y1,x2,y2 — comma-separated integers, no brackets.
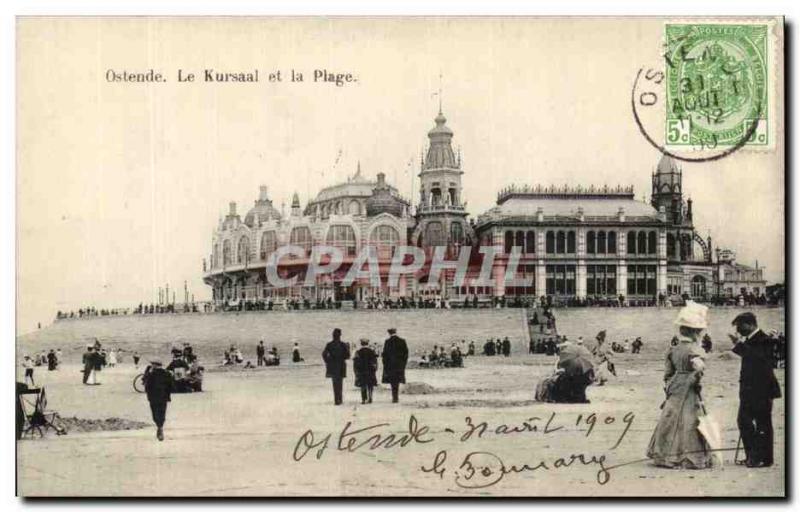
664,22,771,150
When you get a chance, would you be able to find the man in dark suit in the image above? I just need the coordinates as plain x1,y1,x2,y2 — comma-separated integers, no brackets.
144,360,173,441
81,346,94,384
382,328,408,403
730,312,781,467
322,328,350,405
256,341,266,367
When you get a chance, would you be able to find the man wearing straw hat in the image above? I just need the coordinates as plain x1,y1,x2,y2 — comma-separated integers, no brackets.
730,312,781,468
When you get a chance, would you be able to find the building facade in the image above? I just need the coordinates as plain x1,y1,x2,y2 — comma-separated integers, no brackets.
203,110,748,305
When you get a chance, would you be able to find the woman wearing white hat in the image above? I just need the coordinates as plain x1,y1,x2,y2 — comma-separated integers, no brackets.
646,301,713,469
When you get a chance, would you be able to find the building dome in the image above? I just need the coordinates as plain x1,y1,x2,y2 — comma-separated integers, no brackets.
428,111,453,136
366,173,406,217
244,186,282,227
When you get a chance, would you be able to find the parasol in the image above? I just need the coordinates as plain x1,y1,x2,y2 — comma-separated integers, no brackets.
697,401,724,469
556,343,594,376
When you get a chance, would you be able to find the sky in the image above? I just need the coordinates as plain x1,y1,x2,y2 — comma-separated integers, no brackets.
16,17,784,333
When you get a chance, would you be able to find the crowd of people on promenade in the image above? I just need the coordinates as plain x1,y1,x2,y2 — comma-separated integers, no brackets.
53,289,783,325
55,307,130,320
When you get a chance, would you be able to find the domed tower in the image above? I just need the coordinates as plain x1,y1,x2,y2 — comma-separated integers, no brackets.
415,110,472,251
366,172,407,217
651,155,683,225
244,185,282,227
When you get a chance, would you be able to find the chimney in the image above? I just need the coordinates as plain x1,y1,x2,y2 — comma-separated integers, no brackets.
618,207,625,222
229,202,237,216
259,186,268,201
536,207,544,222
376,172,386,187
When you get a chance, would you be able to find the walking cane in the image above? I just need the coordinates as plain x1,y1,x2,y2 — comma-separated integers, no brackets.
734,434,746,465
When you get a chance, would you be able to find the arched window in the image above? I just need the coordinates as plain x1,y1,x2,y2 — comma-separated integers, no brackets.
260,231,277,260
504,231,514,254
691,275,706,298
515,230,524,249
370,224,400,259
556,231,566,254
597,231,607,254
667,233,676,259
451,223,465,246
237,236,250,264
525,231,536,254
627,231,636,255
290,226,312,255
425,221,446,248
223,240,232,265
567,231,576,253
637,231,647,254
648,231,657,254
587,231,596,254
326,225,357,256
608,231,617,254
348,200,361,216
546,231,555,254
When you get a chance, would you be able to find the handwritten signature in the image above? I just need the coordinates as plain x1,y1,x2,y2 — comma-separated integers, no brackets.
421,449,612,488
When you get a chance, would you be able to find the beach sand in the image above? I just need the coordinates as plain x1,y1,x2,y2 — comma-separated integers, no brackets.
16,307,785,497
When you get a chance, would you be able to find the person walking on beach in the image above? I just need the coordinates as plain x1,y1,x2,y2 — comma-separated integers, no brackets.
47,350,57,371
256,341,266,367
22,356,35,386
730,312,781,468
646,301,713,469
144,359,173,441
82,345,100,385
382,328,408,403
502,337,511,357
322,328,350,405
132,351,141,368
353,338,378,404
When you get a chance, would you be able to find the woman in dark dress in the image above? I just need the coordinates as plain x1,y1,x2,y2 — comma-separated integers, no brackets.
353,338,378,404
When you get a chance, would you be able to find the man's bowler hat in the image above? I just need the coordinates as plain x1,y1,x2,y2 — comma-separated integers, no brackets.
732,312,757,326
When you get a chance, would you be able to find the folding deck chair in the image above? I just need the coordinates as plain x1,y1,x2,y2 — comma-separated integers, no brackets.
17,385,67,438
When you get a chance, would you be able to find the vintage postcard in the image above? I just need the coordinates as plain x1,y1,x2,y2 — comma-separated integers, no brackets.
15,17,785,497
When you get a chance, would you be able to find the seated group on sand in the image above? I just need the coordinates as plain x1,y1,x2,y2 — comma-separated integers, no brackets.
535,331,619,403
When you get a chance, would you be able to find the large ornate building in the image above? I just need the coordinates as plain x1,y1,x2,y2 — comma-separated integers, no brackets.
203,110,742,305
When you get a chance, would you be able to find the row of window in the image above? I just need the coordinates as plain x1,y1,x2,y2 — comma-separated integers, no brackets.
213,224,403,267
501,229,658,256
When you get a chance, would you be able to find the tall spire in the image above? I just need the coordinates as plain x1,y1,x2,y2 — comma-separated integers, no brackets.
438,72,443,114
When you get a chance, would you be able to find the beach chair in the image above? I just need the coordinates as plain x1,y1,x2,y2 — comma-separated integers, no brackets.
17,385,67,438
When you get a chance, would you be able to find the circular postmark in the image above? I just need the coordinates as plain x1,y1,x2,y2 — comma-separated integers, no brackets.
631,22,770,162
